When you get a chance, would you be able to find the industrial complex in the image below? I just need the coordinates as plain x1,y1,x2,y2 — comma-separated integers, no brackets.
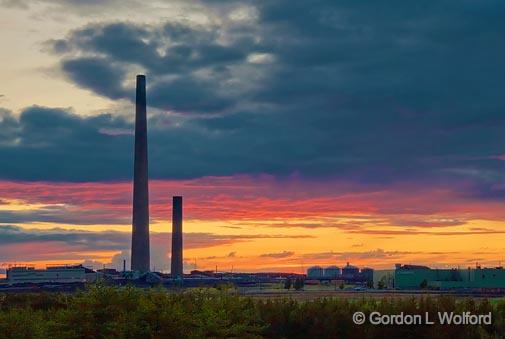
306,263,373,285
5,262,505,294
6,265,92,284
129,75,184,277
393,264,505,290
2,75,505,295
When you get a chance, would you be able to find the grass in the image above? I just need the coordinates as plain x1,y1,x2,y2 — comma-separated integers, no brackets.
0,284,504,338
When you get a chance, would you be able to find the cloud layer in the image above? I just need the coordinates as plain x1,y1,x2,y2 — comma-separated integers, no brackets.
2,1,505,271
0,1,503,188
0,224,312,269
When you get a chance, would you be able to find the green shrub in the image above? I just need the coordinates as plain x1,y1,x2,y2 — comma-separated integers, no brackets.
0,285,504,338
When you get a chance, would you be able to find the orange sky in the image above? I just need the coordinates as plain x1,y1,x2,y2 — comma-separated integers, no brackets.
2,176,505,273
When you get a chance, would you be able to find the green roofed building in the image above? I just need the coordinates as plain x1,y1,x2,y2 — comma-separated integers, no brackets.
395,264,505,290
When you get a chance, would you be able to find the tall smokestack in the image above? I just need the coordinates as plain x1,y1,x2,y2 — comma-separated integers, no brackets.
131,74,150,272
171,196,183,278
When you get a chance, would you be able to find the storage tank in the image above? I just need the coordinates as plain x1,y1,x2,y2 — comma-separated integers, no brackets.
342,262,359,279
324,266,341,279
361,267,374,283
307,266,323,279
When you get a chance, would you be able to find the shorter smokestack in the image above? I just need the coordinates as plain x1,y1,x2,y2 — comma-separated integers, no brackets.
171,196,183,278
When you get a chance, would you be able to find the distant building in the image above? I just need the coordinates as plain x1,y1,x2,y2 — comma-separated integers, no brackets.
306,263,371,283
342,262,359,280
373,269,395,289
97,268,120,275
323,266,340,279
6,265,90,284
360,267,374,283
395,264,505,290
307,266,324,279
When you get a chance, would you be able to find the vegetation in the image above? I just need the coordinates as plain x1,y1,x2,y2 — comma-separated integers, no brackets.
0,284,504,338
293,278,304,291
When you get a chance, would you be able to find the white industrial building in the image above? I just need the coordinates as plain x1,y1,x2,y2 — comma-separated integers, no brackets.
6,265,90,284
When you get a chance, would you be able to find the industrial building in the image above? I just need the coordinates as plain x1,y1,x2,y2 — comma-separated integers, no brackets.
306,263,373,284
307,266,324,279
6,265,93,284
395,264,505,290
372,269,395,289
323,266,340,279
361,267,374,283
341,262,359,280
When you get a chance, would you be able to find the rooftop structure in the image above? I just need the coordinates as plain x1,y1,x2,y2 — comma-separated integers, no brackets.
6,265,89,284
395,264,505,290
307,266,324,279
342,262,359,279
323,266,340,279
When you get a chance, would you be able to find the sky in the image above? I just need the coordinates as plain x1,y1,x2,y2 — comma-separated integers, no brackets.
1,0,505,273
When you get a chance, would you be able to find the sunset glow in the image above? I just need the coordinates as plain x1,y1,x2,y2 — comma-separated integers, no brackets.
2,176,505,273
1,1,505,276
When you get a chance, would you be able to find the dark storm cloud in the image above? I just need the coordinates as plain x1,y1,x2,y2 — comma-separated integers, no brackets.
0,206,128,225
62,58,129,100
0,106,132,181
148,78,233,113
0,225,128,250
50,21,251,113
2,1,505,190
